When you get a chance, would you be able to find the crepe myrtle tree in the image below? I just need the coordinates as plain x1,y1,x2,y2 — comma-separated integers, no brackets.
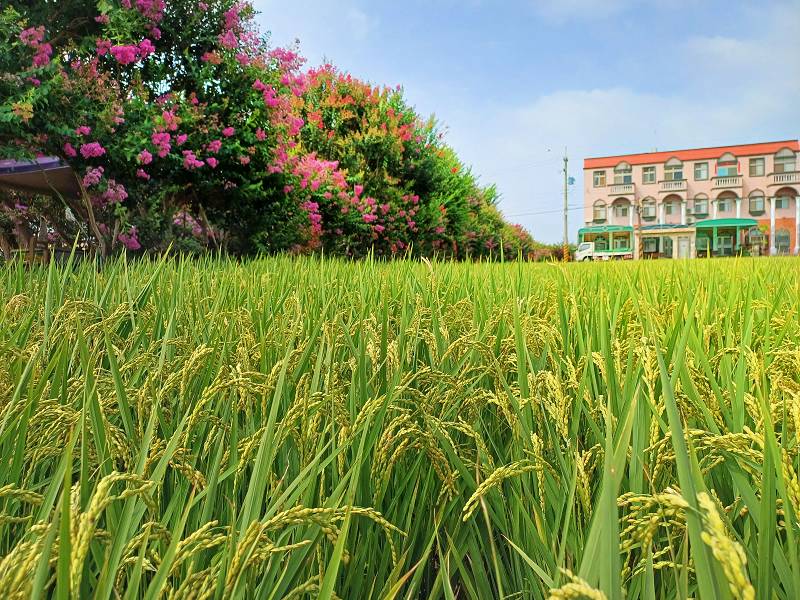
1,1,533,258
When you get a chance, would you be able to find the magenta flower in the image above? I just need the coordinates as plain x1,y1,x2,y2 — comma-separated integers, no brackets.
207,139,222,153
118,226,141,251
82,166,104,187
80,142,106,158
182,150,205,170
374,224,386,233
137,149,153,165
354,184,364,197
255,128,267,141
63,143,77,157
95,14,110,24
136,169,150,180
110,45,139,65
239,155,250,165
96,39,112,56
206,157,218,168
222,127,235,137
75,126,92,136
138,39,156,58
176,134,188,146
363,213,378,223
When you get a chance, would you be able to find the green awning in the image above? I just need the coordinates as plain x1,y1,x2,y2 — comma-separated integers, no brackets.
578,225,634,235
695,218,758,229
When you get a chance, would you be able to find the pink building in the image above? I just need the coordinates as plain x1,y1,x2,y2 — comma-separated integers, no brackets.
581,140,800,258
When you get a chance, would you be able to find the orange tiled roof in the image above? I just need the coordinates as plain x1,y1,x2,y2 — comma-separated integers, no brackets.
584,140,799,169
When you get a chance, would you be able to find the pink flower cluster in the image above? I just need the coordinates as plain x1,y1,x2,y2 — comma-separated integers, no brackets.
98,39,156,64
182,150,205,170
80,142,106,159
83,166,105,188
101,180,129,204
118,226,141,251
120,0,165,23
137,149,153,165
152,132,171,157
19,26,52,68
173,209,205,237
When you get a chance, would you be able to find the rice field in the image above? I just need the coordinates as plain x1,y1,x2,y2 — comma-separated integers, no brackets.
1,254,799,599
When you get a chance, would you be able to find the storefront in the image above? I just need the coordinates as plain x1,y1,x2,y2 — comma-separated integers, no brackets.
639,224,695,259
694,218,758,258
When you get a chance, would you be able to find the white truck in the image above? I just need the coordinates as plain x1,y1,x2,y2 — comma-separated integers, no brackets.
575,242,633,262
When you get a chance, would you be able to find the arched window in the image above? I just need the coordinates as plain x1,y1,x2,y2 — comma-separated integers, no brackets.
693,194,709,216
717,192,736,213
664,157,683,181
775,229,791,254
614,162,632,185
593,200,607,222
641,197,657,219
774,188,795,210
775,148,797,174
749,190,765,214
717,153,738,177
613,199,630,218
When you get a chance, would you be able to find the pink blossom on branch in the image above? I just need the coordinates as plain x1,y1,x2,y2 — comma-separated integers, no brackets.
79,142,106,158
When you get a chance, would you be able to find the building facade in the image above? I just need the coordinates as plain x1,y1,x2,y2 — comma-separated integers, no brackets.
581,141,800,259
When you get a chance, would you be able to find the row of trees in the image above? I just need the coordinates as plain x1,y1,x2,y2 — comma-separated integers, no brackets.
1,0,537,258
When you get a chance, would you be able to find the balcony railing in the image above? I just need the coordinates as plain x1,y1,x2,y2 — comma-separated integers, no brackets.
609,183,635,195
712,175,743,189
659,180,687,193
771,172,800,186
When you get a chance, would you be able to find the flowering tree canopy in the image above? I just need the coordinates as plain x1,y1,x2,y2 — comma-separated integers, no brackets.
0,0,535,258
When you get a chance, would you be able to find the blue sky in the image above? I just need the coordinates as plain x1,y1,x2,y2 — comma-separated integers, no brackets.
254,0,800,243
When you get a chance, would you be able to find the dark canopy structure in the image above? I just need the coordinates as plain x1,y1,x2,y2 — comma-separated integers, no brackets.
0,157,81,198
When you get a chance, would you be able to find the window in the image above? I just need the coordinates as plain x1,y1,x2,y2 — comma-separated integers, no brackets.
717,153,738,177
775,149,797,174
776,230,791,254
595,237,609,251
748,229,764,245
578,242,591,252
614,162,633,185
642,166,656,184
749,193,765,214
694,162,709,180
749,158,765,177
641,199,657,219
693,195,709,216
697,236,710,252
614,203,629,218
593,171,607,187
613,236,629,250
643,238,658,253
775,197,790,210
664,158,683,181
593,201,607,222
665,202,674,216
717,198,733,212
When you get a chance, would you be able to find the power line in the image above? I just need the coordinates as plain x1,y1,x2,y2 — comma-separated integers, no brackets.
503,205,584,218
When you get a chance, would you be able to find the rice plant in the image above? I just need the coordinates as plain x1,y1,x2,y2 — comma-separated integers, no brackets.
1,253,799,599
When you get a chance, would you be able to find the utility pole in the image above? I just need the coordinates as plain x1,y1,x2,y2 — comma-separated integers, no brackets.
563,149,569,262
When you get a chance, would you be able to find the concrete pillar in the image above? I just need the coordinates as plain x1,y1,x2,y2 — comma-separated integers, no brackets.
629,204,634,228
736,197,742,219
713,199,718,219
659,201,665,225
795,196,800,255
769,197,777,256
681,200,687,226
